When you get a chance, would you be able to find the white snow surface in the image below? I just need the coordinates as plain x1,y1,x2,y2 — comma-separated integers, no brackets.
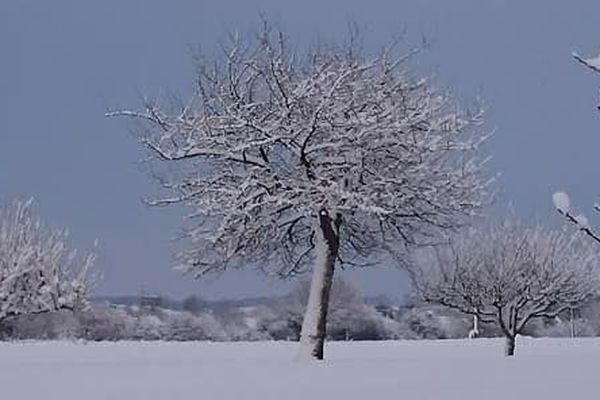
1,338,598,399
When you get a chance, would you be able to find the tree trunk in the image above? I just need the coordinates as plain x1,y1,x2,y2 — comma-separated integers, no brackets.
299,210,340,360
504,334,516,357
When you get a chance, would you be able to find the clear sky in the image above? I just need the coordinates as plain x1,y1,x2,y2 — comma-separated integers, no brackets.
1,0,599,300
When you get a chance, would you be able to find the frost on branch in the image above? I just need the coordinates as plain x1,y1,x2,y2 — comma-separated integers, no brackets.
573,52,600,74
552,192,600,245
413,219,599,356
0,199,95,322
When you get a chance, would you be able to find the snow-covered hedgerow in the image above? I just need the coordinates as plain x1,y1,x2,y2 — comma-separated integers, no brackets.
6,293,600,342
264,279,413,341
0,278,412,342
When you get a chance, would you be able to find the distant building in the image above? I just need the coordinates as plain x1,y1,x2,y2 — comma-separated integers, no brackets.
375,304,404,319
140,295,162,311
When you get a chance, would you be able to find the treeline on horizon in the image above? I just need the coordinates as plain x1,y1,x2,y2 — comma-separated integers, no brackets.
3,279,600,343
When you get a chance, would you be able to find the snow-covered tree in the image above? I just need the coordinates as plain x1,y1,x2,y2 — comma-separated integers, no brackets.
552,50,600,234
412,219,599,356
109,23,489,359
0,199,94,325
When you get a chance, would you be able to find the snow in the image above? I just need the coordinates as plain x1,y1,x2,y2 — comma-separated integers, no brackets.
0,338,598,399
575,214,590,229
552,191,571,213
586,54,600,69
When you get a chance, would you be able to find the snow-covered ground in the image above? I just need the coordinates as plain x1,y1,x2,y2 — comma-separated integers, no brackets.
1,338,597,399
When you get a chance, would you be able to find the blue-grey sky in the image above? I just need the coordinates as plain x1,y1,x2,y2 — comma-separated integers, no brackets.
1,0,599,299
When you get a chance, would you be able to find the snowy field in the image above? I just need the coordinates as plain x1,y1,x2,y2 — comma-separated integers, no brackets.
1,338,598,400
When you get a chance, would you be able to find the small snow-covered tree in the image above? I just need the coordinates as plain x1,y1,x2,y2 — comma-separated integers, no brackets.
109,23,488,359
0,199,94,326
413,219,599,356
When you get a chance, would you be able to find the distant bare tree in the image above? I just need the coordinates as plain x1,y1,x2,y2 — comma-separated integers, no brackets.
0,199,95,326
109,22,489,359
413,219,599,356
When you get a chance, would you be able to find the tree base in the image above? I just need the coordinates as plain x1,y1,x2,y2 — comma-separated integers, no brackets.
504,335,516,356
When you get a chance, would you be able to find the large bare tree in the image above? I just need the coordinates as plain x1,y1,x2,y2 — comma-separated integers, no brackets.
0,199,94,326
412,219,599,356
109,24,488,359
